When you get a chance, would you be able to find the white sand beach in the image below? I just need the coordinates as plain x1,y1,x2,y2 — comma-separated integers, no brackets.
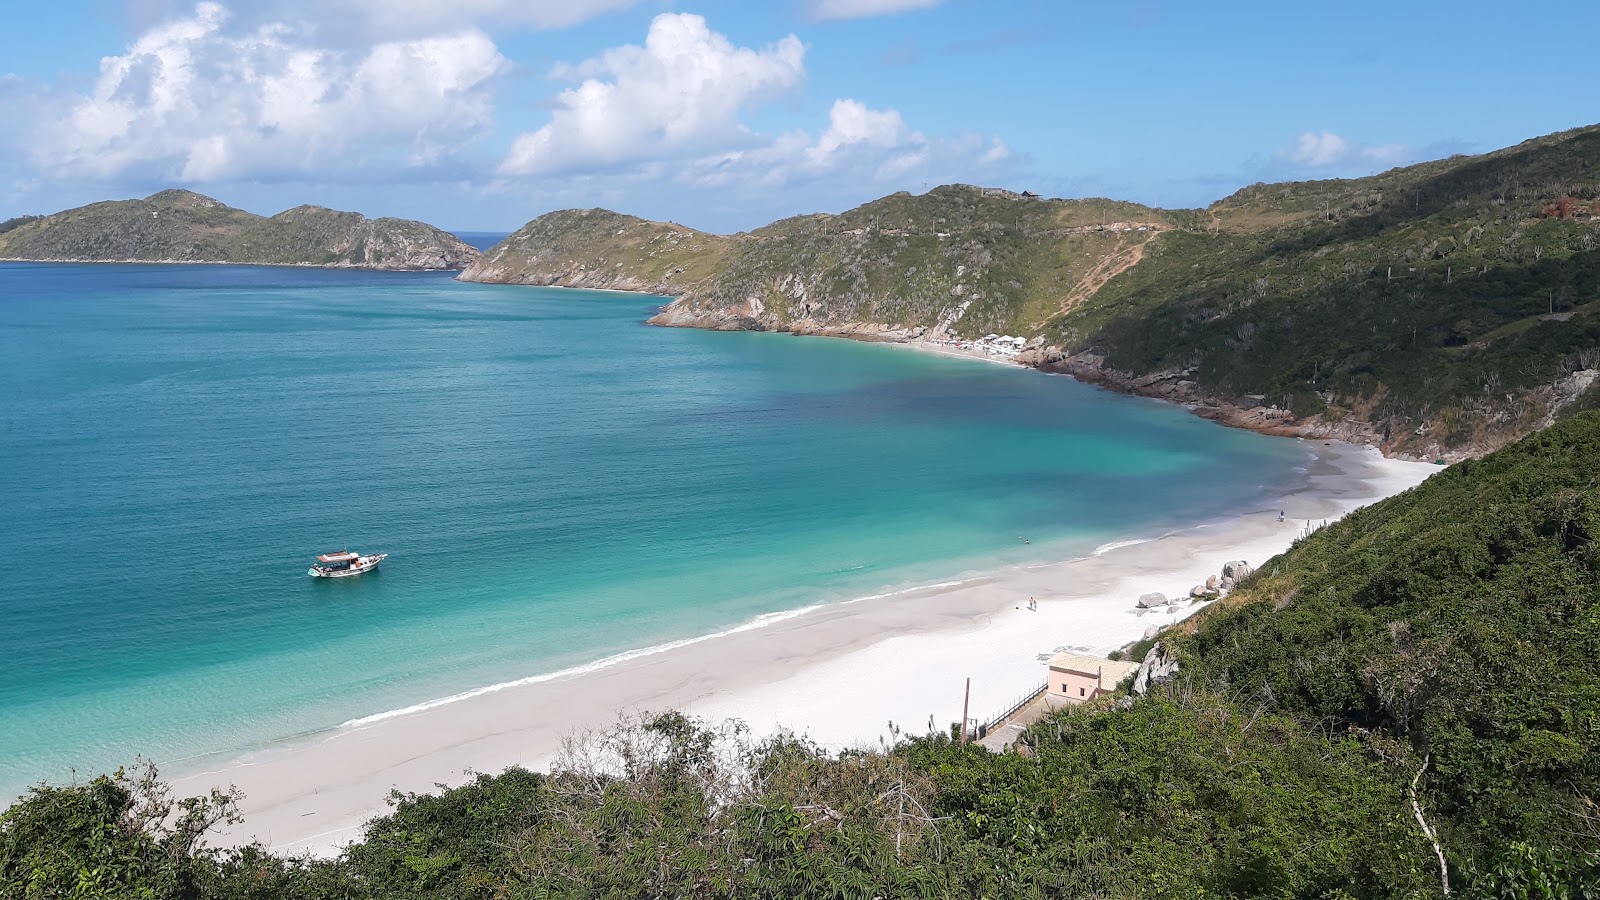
170,440,1436,857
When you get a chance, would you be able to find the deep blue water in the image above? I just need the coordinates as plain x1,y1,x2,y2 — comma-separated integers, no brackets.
452,232,510,251
0,262,1304,793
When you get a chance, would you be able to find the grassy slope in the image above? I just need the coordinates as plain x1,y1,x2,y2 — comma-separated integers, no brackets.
1172,409,1600,880
674,185,1179,337
458,208,733,290
0,190,478,269
1060,125,1600,455
470,124,1600,454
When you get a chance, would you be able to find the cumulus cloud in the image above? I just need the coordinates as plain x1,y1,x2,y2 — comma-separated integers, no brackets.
808,99,911,165
809,0,942,22
499,13,806,177
37,2,508,183
129,0,634,41
679,104,1007,193
495,13,1012,209
328,0,633,34
1278,130,1411,170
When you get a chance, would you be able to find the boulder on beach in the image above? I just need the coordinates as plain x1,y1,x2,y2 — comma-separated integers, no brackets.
1136,591,1168,608
1142,624,1163,640
1223,560,1254,581
1206,574,1219,590
1189,584,1210,598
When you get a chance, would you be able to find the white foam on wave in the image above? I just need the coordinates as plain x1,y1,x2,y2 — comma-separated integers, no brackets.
1092,537,1156,555
336,577,976,730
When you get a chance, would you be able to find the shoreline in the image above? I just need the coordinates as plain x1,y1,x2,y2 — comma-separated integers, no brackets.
166,438,1436,858
0,257,470,273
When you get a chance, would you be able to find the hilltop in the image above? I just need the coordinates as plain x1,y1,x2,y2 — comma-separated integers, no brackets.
8,410,1598,896
458,207,732,293
0,190,479,271
469,124,1600,458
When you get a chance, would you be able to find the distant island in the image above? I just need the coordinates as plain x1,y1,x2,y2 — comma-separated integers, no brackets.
0,189,479,271
463,123,1600,460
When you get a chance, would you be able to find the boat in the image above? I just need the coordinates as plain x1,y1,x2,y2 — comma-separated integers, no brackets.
308,550,387,578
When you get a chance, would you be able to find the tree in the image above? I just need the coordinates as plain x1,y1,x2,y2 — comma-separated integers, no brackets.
0,760,241,899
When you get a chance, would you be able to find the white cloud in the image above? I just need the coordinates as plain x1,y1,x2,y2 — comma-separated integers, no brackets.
807,99,911,165
38,2,508,182
673,104,1008,196
809,0,942,22
499,13,806,177
129,0,634,40
1279,130,1410,170
979,136,1012,165
329,0,633,33
492,13,1012,213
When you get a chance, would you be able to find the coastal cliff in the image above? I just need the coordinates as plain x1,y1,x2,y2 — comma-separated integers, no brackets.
457,208,732,292
0,190,479,271
472,123,1600,459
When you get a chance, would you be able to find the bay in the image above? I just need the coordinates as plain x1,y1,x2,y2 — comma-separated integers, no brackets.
0,262,1303,793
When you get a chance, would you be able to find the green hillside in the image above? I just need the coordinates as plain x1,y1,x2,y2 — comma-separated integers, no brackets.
0,190,480,270
467,124,1600,457
8,412,1600,897
1058,125,1600,458
458,207,733,292
659,186,1180,337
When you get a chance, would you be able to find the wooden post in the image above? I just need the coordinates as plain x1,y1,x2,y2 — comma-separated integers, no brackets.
960,677,971,745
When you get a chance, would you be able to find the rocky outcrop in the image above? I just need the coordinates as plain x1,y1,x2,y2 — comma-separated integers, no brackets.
1130,642,1180,697
0,190,477,271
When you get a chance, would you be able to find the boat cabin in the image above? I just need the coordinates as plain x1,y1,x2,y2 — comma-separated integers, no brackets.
316,551,360,569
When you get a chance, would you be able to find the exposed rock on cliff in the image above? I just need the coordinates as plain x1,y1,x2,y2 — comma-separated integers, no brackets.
457,208,732,293
1130,642,1179,697
0,189,478,270
470,124,1600,458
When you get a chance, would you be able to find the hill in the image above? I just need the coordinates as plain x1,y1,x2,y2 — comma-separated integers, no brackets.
457,207,732,293
468,125,1600,457
1050,125,1600,459
7,411,1599,896
0,190,479,270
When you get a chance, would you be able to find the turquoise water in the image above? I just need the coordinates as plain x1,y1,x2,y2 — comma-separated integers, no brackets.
0,262,1304,794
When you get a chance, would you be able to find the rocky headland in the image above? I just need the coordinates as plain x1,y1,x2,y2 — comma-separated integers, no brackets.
0,190,479,271
465,123,1600,460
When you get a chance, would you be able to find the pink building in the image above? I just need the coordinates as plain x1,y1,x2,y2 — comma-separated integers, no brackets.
1046,652,1140,703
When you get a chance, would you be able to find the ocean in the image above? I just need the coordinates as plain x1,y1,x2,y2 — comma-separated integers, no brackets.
0,262,1305,795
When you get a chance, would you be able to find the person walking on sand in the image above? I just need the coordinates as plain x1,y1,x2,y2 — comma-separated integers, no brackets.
1028,596,1037,612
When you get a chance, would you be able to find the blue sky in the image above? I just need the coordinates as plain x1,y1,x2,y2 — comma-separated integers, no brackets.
1,0,1595,232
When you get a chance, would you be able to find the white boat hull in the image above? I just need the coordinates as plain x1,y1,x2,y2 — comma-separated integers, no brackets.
308,553,387,578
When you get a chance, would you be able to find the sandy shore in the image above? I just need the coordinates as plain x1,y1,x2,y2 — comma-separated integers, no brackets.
168,440,1435,857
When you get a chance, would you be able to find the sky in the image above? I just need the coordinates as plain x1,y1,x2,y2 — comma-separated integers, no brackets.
1,0,1596,233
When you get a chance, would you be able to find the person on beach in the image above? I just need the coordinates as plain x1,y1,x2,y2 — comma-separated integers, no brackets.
1028,596,1037,611
1278,509,1286,522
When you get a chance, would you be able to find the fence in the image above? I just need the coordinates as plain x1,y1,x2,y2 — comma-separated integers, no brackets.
981,679,1048,735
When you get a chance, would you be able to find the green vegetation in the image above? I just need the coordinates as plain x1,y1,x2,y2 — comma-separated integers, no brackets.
470,123,1600,455
459,207,733,291
9,411,1600,897
677,186,1178,337
0,190,479,270
1060,126,1600,457
0,214,42,235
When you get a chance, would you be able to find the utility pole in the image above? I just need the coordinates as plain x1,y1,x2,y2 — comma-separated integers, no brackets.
960,677,971,745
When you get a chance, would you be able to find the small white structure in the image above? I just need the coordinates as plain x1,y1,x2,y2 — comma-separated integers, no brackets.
1046,652,1140,704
